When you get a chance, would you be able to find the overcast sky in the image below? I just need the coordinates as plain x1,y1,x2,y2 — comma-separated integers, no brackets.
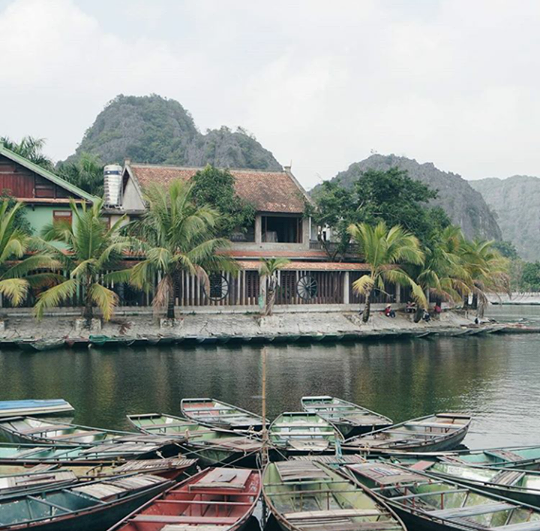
1,0,539,189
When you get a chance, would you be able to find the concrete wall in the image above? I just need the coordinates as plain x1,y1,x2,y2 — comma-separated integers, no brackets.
122,178,145,211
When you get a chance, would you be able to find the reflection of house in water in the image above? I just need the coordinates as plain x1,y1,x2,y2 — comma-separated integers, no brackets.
102,161,405,312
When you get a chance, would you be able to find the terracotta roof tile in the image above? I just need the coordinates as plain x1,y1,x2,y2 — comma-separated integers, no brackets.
128,164,309,214
237,260,370,271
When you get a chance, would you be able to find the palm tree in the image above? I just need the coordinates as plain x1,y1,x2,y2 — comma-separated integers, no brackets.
128,180,238,320
57,153,104,197
348,221,426,322
34,199,130,322
258,258,291,316
415,226,471,317
460,239,510,318
0,136,54,170
0,201,59,307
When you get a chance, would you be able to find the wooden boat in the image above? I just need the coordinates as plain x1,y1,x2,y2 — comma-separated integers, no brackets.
126,412,215,439
109,467,261,530
301,395,393,437
16,338,66,351
128,413,264,467
343,412,471,453
438,445,540,470
0,416,140,446
263,460,406,531
0,457,197,484
0,473,172,530
419,460,540,508
0,436,183,465
0,469,78,496
0,399,74,418
347,461,540,531
181,397,265,431
269,412,344,454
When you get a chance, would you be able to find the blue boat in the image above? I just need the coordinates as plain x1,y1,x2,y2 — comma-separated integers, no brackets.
0,399,74,418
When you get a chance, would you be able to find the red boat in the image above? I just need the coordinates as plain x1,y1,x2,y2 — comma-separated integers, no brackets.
109,467,261,530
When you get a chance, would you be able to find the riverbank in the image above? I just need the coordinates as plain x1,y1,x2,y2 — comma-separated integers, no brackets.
0,309,534,349
488,293,540,305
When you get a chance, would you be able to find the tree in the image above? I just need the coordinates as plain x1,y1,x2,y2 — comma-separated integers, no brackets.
57,153,104,197
492,240,519,260
348,221,426,322
310,168,451,260
34,199,130,322
128,180,238,319
190,165,255,238
258,258,291,316
520,261,540,291
414,226,470,320
0,136,54,170
460,239,510,317
0,201,58,307
0,193,32,235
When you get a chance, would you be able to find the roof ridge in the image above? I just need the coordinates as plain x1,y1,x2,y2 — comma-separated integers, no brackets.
129,162,286,174
0,144,97,202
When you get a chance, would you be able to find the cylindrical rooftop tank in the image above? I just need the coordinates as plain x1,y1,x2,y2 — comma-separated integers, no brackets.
103,164,123,206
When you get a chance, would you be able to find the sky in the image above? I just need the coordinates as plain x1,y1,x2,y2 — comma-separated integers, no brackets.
1,0,540,189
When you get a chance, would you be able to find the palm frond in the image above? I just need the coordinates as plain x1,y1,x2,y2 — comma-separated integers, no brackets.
0,278,29,306
89,283,119,321
34,279,78,320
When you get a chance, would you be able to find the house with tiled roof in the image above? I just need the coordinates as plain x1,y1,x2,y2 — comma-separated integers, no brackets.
104,161,396,310
0,144,96,233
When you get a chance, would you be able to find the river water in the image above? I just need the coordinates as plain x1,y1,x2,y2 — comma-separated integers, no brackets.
0,306,540,450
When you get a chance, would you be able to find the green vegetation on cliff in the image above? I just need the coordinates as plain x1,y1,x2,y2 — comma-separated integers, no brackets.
67,94,282,171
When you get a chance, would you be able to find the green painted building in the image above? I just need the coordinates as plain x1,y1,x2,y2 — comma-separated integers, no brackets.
0,144,96,235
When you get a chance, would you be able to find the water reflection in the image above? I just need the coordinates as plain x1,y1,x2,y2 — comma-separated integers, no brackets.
0,334,539,449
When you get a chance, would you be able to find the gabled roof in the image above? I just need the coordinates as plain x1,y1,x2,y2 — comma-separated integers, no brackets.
124,163,311,214
0,144,96,202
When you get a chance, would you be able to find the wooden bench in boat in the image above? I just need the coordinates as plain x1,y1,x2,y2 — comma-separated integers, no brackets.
288,523,401,531
436,413,470,419
491,470,527,486
275,423,328,428
275,462,330,482
273,430,333,436
188,468,251,490
493,521,540,531
47,431,105,441
131,515,239,525
18,424,73,434
285,509,382,520
429,501,515,519
485,450,527,462
406,422,460,429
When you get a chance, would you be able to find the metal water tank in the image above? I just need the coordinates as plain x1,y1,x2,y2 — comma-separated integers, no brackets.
103,164,123,206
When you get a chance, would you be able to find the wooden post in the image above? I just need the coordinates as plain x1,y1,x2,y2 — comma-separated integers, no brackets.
261,347,269,469
344,272,350,305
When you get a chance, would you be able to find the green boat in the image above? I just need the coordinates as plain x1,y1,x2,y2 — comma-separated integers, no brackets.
16,339,66,352
181,397,266,431
422,460,540,508
343,412,472,453
0,438,181,465
269,412,344,455
0,473,172,531
301,395,393,437
0,416,137,446
347,461,540,531
438,445,540,470
263,460,406,531
127,412,263,467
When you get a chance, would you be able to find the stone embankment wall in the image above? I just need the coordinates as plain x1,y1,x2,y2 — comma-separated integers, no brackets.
0,310,477,341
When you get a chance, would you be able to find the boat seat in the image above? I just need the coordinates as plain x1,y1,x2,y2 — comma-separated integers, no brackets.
49,431,105,440
18,425,72,434
491,470,526,486
285,509,382,520
131,515,239,525
406,422,457,429
296,523,402,531
429,501,514,519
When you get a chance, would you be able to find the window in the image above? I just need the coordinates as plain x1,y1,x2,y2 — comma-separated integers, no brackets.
53,210,72,225
262,216,302,243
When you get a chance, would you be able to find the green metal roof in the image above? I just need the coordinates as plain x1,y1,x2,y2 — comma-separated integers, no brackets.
0,144,97,203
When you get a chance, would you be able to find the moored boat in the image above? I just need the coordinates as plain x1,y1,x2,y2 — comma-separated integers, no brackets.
0,473,172,530
0,437,184,465
419,460,540,508
109,467,261,530
0,457,197,483
438,445,540,470
128,413,263,467
181,397,265,431
301,395,393,436
343,412,471,453
269,412,343,454
347,461,540,531
263,460,406,531
0,416,138,446
0,399,74,418
16,338,66,351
